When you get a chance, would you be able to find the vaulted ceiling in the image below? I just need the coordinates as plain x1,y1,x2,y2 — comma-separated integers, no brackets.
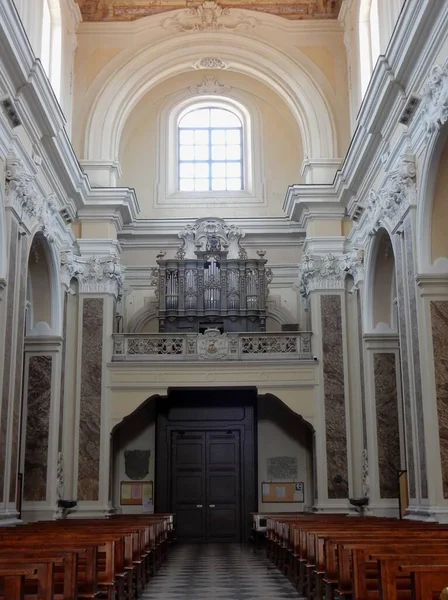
76,0,342,21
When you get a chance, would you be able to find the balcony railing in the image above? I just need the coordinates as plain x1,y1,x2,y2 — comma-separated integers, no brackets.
112,331,312,362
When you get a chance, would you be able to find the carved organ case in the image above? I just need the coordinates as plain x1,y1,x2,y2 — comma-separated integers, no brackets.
154,218,272,333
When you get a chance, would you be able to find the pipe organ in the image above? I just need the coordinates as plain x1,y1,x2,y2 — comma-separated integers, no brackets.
152,218,273,333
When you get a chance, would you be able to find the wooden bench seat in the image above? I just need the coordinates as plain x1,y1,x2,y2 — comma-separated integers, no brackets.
266,514,448,600
0,513,174,600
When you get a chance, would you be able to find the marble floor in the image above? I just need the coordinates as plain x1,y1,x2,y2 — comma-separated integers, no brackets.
142,543,301,600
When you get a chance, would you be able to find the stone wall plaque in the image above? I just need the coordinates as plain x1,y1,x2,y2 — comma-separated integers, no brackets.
124,449,151,480
267,456,298,480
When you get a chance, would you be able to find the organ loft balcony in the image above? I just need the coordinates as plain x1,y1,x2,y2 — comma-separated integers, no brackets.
114,218,312,362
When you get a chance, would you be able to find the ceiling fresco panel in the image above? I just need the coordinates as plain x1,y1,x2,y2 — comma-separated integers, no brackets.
76,0,342,21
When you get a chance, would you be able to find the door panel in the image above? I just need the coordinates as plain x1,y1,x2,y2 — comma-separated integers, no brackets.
206,431,241,542
172,431,206,541
171,429,241,541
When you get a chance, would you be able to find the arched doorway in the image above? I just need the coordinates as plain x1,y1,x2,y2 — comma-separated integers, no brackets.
18,232,62,520
111,388,314,541
364,228,405,515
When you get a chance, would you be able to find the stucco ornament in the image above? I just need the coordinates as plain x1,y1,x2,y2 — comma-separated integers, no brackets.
362,154,417,233
299,248,364,296
190,76,231,95
60,250,85,290
163,0,258,32
421,63,448,136
61,253,125,298
5,155,61,243
176,218,246,260
197,328,229,359
193,57,229,70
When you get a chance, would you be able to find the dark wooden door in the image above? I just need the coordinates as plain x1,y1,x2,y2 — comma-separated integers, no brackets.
171,429,241,541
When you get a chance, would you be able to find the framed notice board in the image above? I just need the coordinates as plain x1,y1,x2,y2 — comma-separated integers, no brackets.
261,481,304,503
120,481,153,506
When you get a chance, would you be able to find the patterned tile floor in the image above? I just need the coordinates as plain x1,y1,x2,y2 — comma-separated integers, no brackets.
142,543,301,599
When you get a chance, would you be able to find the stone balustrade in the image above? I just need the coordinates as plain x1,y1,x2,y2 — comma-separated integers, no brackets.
112,330,312,361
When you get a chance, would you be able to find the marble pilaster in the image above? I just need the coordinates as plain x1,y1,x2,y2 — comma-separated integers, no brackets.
430,300,448,499
321,294,349,499
23,356,53,501
394,237,416,498
8,234,28,503
403,217,428,499
374,353,400,499
77,297,104,501
0,219,18,502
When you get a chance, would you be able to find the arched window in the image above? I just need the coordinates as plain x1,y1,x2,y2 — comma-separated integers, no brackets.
159,96,264,207
178,106,243,192
40,0,62,100
359,0,381,98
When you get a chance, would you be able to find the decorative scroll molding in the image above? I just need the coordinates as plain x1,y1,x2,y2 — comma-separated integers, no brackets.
360,153,417,235
190,76,231,95
198,328,230,360
5,156,60,243
162,1,259,32
193,57,229,70
176,218,247,260
60,251,125,298
421,63,448,137
299,248,364,296
0,278,6,302
113,330,312,361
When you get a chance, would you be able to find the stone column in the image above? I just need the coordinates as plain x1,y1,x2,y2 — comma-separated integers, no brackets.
0,214,27,524
20,338,63,522
71,256,123,517
363,334,403,516
416,275,448,521
300,250,364,511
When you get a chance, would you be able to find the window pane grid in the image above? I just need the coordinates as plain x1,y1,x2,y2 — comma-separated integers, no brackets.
178,107,243,192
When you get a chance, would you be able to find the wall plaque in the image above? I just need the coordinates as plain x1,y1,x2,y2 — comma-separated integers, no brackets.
124,449,151,480
267,456,298,480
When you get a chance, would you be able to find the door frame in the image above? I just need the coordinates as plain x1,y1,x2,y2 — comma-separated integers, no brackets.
155,387,257,542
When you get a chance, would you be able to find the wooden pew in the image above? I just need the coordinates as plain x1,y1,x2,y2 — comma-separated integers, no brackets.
0,513,174,600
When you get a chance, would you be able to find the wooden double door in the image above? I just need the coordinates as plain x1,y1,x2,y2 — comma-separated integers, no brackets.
172,429,241,542
155,388,257,542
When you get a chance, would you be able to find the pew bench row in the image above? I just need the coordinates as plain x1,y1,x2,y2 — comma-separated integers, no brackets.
0,513,175,600
261,513,448,600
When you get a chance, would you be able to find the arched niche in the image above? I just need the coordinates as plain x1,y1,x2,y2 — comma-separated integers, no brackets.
26,233,61,337
365,228,397,333
111,390,314,517
417,122,448,273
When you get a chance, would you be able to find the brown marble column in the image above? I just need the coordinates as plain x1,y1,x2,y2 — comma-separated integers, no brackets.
430,300,448,498
321,294,349,499
373,352,400,499
77,297,104,501
23,356,53,501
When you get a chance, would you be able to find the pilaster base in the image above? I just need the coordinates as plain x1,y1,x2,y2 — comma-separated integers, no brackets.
312,502,349,513
0,508,21,526
405,504,448,522
67,503,117,519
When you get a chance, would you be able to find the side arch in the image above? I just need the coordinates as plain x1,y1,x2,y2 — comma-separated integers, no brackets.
416,122,448,274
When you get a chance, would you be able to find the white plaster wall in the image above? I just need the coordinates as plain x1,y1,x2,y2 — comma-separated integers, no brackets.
257,395,313,511
118,71,303,219
112,400,156,514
